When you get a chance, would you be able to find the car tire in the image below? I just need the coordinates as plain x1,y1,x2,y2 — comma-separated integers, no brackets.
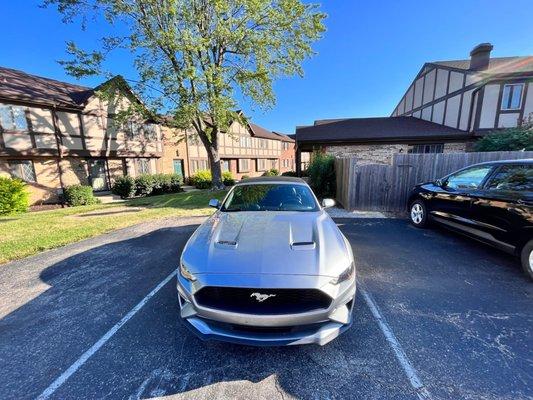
520,239,533,281
409,199,428,228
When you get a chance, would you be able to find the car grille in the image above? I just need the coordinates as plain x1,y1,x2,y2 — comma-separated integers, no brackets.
194,287,332,314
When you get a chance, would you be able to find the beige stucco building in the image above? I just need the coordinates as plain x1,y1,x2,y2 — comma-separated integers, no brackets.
159,118,295,180
0,67,162,204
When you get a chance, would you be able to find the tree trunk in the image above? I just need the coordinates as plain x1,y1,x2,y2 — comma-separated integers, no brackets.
206,144,224,189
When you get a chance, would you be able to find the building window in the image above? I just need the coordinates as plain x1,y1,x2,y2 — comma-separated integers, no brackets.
126,121,142,139
143,123,158,140
270,159,278,169
259,139,267,149
0,104,28,131
257,158,267,171
191,159,209,173
221,160,230,172
408,144,444,154
8,160,36,182
136,158,150,175
282,142,290,150
238,159,250,172
501,84,524,110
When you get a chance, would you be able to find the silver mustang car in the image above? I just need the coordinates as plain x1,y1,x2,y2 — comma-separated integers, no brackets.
177,176,356,346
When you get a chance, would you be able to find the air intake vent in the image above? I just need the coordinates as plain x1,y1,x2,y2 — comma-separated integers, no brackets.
291,241,316,250
215,240,237,249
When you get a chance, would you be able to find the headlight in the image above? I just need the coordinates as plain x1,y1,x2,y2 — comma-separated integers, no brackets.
180,261,197,282
330,262,354,285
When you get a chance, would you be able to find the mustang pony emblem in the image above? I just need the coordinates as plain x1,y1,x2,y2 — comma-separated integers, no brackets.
250,292,277,302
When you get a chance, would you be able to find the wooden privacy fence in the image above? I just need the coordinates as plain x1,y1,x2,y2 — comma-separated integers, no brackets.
335,151,533,212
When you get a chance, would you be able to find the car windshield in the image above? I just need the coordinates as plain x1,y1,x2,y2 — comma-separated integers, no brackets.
221,184,319,212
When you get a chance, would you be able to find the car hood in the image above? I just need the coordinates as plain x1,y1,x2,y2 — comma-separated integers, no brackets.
181,211,351,277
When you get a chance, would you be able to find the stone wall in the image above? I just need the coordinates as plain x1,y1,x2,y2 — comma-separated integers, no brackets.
326,141,471,165
325,144,409,165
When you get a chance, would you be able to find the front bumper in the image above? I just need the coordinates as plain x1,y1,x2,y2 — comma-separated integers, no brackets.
177,273,356,346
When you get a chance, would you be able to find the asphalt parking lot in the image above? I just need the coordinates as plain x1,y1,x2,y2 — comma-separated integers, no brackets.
0,216,531,400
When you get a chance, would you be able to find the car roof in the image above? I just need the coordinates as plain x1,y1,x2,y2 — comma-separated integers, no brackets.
236,176,307,185
474,158,533,166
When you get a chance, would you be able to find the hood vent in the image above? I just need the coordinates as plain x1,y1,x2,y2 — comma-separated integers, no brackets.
215,240,238,249
291,241,316,250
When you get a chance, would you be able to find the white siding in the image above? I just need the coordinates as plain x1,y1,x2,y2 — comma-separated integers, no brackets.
56,112,81,136
423,69,436,105
444,95,461,128
421,106,432,121
405,86,414,112
434,69,449,99
524,83,533,119
448,71,464,93
432,101,445,125
498,113,520,128
413,110,422,118
3,133,32,150
28,107,54,133
465,73,483,86
459,90,473,131
479,84,500,129
414,77,424,108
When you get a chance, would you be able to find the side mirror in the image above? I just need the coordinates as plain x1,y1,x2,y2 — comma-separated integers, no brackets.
209,199,220,209
321,198,336,208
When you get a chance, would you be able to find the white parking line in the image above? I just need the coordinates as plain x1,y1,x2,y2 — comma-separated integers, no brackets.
359,282,433,400
36,269,178,400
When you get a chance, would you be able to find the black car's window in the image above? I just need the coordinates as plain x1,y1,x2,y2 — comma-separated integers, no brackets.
486,165,533,192
445,165,493,190
221,184,319,212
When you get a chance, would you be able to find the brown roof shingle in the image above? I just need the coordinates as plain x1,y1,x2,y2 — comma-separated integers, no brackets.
249,122,284,141
431,56,533,74
296,116,471,143
0,66,94,108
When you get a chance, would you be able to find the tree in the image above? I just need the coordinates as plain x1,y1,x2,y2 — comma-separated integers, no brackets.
44,0,326,188
475,116,533,152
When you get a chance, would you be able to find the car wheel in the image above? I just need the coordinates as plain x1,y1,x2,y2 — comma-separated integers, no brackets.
520,239,533,280
409,200,428,228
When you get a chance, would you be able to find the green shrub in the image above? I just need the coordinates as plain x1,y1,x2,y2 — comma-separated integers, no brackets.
307,152,336,199
0,177,29,215
112,176,136,199
64,185,99,206
135,174,155,196
222,171,235,186
151,174,172,195
190,170,212,189
168,173,183,192
474,122,533,151
263,168,279,177
281,171,298,177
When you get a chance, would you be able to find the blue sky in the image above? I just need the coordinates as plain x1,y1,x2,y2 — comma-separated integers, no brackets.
2,1,533,134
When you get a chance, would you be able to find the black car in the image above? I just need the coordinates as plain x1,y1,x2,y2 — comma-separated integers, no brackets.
408,159,533,279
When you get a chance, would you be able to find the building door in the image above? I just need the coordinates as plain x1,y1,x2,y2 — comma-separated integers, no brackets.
173,159,185,180
88,159,109,191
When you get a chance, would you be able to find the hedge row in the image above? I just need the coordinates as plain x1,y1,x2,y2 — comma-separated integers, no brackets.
112,173,182,199
188,170,235,189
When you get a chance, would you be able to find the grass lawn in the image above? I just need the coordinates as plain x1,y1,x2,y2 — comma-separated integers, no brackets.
0,190,227,264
